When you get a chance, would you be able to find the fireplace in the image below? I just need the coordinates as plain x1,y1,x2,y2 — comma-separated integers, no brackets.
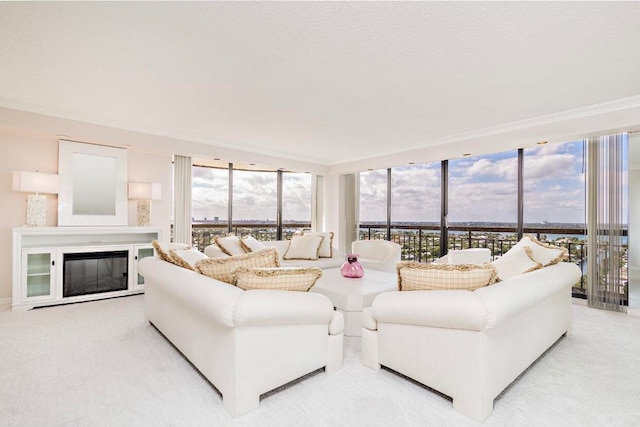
63,251,128,297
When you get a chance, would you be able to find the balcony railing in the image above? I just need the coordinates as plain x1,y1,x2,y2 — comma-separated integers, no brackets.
358,224,628,303
188,222,627,304
191,223,311,251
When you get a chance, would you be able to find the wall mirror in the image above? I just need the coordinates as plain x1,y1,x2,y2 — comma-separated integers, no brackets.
58,140,128,226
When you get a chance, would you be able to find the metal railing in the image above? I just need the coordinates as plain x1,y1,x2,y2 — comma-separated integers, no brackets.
187,222,627,303
358,224,627,302
191,223,311,250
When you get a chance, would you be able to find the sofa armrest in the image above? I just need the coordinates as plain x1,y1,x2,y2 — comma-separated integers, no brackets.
372,290,488,332
329,311,345,335
139,257,242,328
234,290,335,327
474,262,581,328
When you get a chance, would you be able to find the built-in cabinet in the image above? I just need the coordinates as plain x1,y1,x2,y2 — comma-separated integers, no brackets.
12,226,162,311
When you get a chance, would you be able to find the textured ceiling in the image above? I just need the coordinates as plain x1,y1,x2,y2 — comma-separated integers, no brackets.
1,2,639,169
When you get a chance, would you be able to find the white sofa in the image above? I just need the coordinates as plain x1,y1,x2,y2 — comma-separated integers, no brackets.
351,240,401,273
138,256,344,418
205,240,345,269
361,262,581,422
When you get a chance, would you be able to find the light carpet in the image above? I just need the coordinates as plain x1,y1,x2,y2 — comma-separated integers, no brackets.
0,295,639,426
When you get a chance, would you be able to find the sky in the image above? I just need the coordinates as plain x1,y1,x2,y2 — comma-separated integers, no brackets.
192,167,311,222
359,140,616,224
192,139,626,225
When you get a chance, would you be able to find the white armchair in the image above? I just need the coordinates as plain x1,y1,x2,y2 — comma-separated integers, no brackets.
351,240,401,274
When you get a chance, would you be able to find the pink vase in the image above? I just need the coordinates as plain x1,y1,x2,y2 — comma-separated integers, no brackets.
341,254,364,278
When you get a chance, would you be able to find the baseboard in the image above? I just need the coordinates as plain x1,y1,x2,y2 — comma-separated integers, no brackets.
0,297,11,308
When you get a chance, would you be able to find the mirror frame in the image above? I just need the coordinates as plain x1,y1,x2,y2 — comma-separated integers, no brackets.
58,140,128,226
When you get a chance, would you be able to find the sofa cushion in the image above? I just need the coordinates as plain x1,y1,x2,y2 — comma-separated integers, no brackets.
240,235,266,253
232,266,323,292
204,244,229,258
152,240,190,263
302,231,334,258
169,247,208,271
397,261,496,291
214,234,247,256
492,246,542,281
283,235,324,260
194,247,281,284
508,234,567,267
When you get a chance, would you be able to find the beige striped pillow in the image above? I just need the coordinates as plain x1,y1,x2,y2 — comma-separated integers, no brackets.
194,247,281,284
232,267,323,292
397,261,497,291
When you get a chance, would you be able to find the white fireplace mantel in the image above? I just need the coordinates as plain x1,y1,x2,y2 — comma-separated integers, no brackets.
12,226,162,311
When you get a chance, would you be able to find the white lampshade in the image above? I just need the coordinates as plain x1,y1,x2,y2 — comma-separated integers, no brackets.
12,171,59,194
128,182,161,200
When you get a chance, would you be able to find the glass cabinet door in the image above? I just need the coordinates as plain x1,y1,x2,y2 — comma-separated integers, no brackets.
133,245,155,289
22,250,56,301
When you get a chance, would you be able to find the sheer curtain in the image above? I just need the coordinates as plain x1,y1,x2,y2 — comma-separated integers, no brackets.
173,155,192,244
586,134,626,311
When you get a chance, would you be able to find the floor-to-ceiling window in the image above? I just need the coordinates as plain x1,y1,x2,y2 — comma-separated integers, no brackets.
523,141,587,296
356,138,628,304
282,172,312,239
191,163,312,248
448,150,518,254
359,169,388,240
391,163,441,261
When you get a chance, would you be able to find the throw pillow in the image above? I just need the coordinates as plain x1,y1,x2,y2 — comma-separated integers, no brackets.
283,235,324,260
215,234,247,256
302,231,334,258
169,247,208,271
194,247,281,284
508,234,567,267
240,235,266,253
232,266,323,292
491,246,542,281
396,261,497,291
152,240,190,263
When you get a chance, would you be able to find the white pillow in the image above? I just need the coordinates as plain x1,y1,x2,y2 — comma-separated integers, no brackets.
283,235,324,260
508,235,567,266
152,240,190,263
396,261,496,291
240,235,266,253
232,267,323,292
303,231,334,258
215,234,247,256
491,247,542,281
169,247,208,271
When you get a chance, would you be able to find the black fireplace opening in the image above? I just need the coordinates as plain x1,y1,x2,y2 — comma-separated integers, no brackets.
63,251,128,298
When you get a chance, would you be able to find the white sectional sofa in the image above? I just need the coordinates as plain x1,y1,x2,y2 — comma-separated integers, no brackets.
138,256,344,418
205,240,345,269
361,262,582,422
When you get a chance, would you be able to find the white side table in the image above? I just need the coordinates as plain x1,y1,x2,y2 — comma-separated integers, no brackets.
311,268,397,337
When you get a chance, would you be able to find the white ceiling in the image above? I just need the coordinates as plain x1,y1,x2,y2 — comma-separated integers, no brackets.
1,2,639,172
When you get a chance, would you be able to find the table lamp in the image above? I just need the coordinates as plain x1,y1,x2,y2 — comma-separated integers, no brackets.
12,171,60,226
128,182,161,226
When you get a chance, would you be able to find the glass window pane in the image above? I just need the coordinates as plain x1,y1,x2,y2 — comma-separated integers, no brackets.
391,163,441,262
524,141,585,227
448,151,518,250
192,166,229,223
282,173,312,238
233,169,277,224
391,164,440,224
359,169,387,223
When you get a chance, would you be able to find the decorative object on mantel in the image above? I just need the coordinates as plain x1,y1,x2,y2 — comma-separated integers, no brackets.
340,253,364,278
12,171,59,226
128,182,161,226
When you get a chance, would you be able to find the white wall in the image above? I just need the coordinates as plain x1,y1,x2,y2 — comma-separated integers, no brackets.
0,129,173,303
